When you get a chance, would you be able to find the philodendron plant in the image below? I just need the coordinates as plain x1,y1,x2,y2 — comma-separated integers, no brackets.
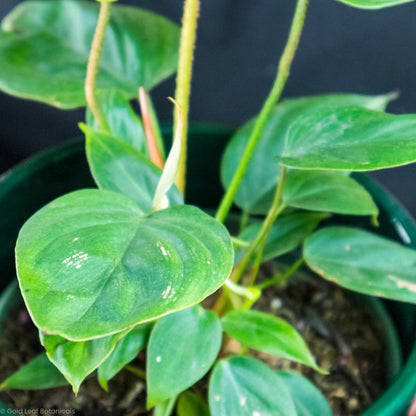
1,0,416,414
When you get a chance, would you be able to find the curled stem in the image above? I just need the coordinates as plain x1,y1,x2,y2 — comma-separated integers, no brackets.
85,1,111,130
215,0,309,223
173,0,200,195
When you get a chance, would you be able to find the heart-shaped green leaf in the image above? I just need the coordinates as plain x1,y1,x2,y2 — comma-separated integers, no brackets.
147,305,222,407
281,106,416,171
177,391,210,416
304,226,416,303
98,322,153,390
222,310,324,372
0,1,179,108
275,370,332,416
83,125,183,213
16,189,233,341
0,354,68,391
86,89,147,153
221,93,396,214
335,0,414,9
283,170,378,215
40,330,128,393
209,356,297,416
238,212,328,263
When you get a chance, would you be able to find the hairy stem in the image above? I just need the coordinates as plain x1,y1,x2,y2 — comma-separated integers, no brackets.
215,0,309,223
173,0,200,195
85,1,111,130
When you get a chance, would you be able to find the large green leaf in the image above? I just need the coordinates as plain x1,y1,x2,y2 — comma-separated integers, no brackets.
147,305,222,407
16,189,234,341
304,226,416,303
335,0,415,9
209,356,297,416
177,391,210,416
283,170,378,215
238,211,328,262
83,125,183,213
98,322,153,390
86,89,147,153
281,106,416,171
221,93,396,214
40,330,128,393
275,370,332,416
0,1,179,108
0,354,68,391
222,310,323,372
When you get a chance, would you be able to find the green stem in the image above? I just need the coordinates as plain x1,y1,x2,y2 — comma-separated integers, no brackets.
173,0,200,195
257,257,305,290
215,0,309,223
124,364,146,379
85,1,111,130
231,167,288,285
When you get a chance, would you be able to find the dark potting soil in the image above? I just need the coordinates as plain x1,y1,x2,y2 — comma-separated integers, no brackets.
0,270,387,416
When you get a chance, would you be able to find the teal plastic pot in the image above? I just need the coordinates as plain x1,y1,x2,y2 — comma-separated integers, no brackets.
0,126,415,415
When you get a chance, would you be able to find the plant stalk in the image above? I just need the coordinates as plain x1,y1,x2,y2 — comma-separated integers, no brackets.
257,257,305,290
215,0,309,223
85,1,111,130
231,166,288,285
173,0,200,195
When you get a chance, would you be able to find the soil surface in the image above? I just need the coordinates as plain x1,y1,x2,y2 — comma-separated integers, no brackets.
0,270,388,415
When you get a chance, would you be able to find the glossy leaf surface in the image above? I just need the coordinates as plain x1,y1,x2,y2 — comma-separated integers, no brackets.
276,370,332,416
281,106,416,171
98,322,153,390
177,391,210,416
238,212,328,262
283,170,378,215
84,126,183,213
335,0,415,9
16,190,233,340
0,1,179,108
304,226,416,303
209,356,296,416
0,354,68,391
86,89,147,153
40,330,127,393
221,93,396,214
222,310,322,371
147,306,222,407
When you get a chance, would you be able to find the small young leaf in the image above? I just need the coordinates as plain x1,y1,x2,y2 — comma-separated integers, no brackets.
0,354,68,391
153,98,183,211
40,330,128,393
304,226,416,303
16,189,234,340
147,305,222,407
281,106,416,171
86,89,147,153
283,170,378,215
221,92,396,214
98,322,153,390
275,370,332,416
222,310,324,372
177,391,210,416
0,1,180,108
209,356,297,416
335,0,414,9
238,211,329,262
83,125,183,213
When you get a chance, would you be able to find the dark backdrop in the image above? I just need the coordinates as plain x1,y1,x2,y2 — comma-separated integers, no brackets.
1,0,416,216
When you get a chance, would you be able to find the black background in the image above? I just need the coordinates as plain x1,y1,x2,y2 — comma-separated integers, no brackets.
1,0,416,216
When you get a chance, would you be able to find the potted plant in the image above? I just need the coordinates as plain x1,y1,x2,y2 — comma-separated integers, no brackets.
0,0,416,414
